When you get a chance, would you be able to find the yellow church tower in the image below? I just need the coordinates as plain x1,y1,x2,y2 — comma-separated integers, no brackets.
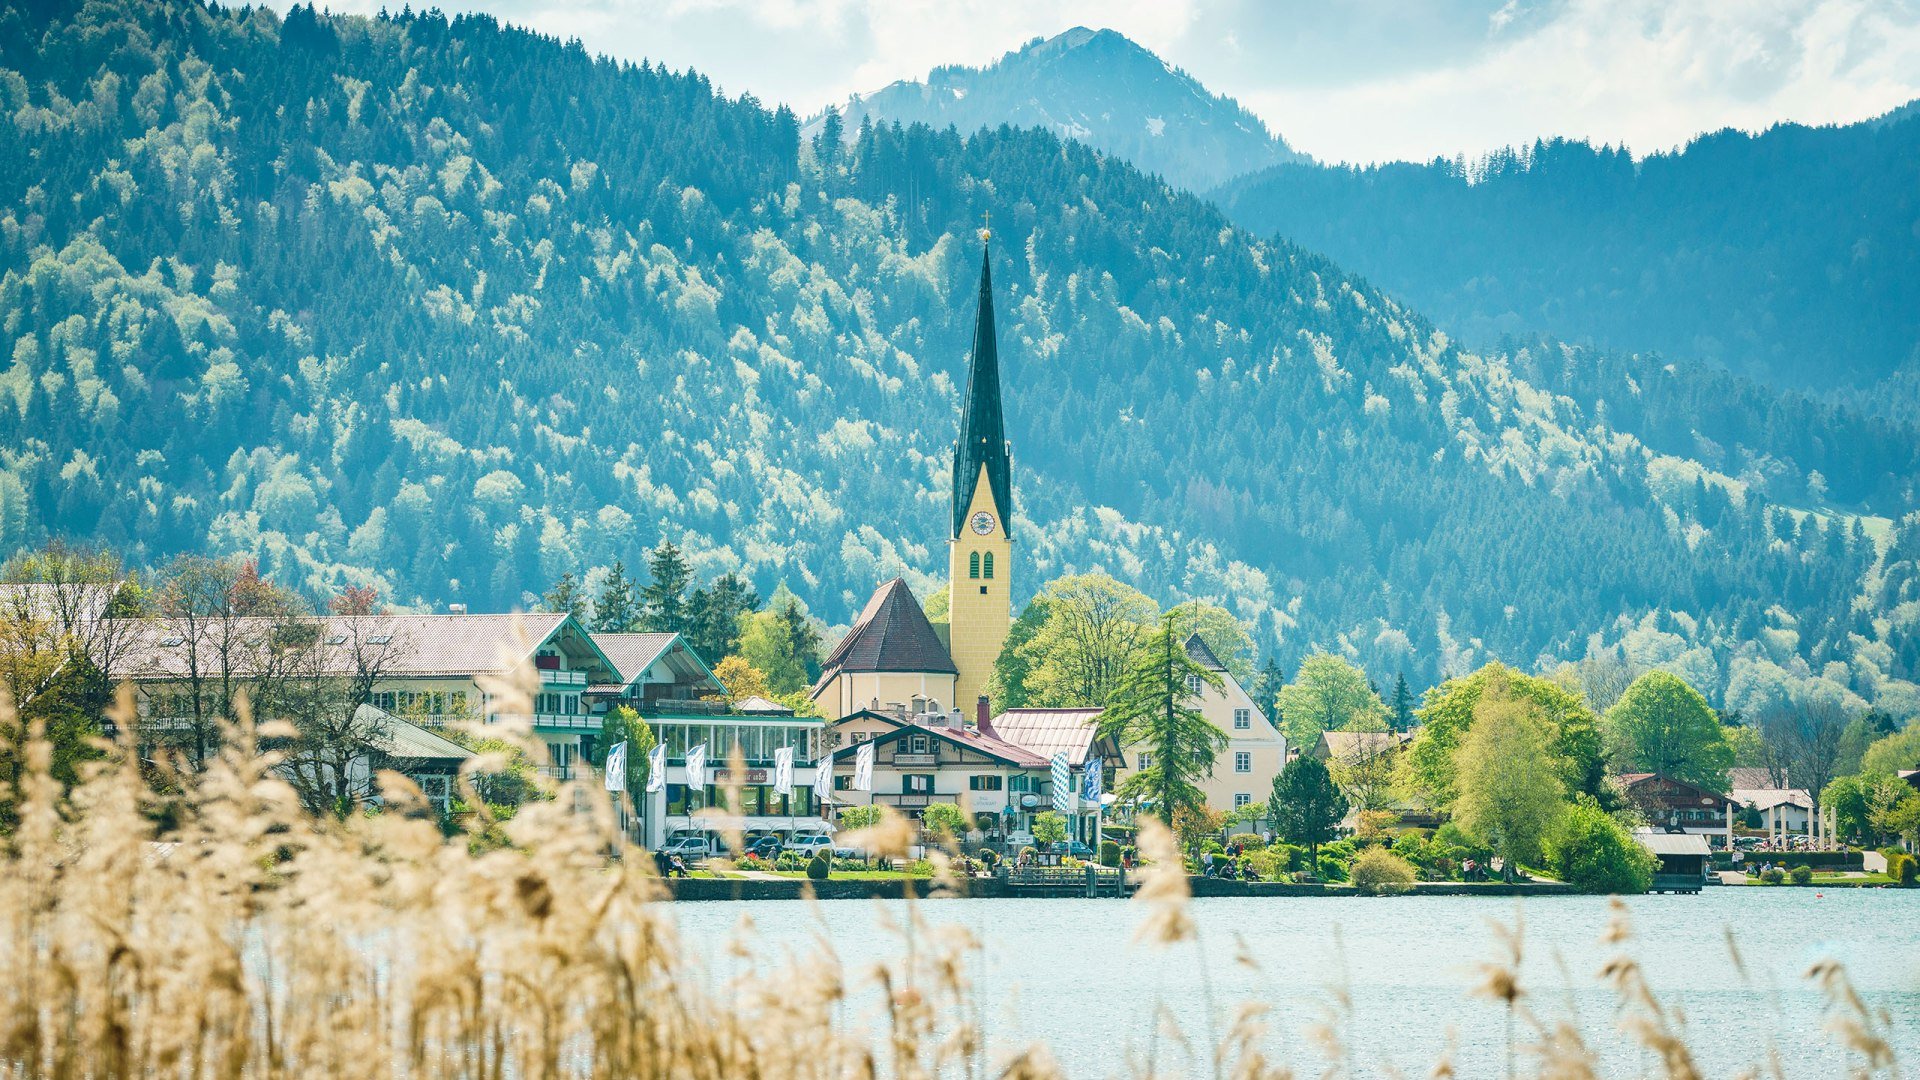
949,240,1014,713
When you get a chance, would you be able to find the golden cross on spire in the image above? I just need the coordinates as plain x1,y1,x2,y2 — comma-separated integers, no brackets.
979,208,991,244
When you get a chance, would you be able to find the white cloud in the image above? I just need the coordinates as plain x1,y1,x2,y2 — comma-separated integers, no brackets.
284,0,1920,164
1240,0,1920,163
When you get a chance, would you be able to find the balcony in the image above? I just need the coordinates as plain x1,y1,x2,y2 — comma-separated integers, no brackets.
541,670,588,687
489,713,598,731
876,793,936,809
890,752,937,766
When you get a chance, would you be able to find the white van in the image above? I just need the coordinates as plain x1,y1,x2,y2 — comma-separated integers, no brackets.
660,834,716,859
787,832,833,856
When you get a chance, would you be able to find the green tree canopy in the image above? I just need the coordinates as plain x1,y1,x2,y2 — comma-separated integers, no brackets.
639,539,694,634
1266,754,1347,865
1860,721,1920,777
1015,574,1158,708
1098,612,1227,823
1031,810,1069,846
592,559,639,633
1451,685,1567,881
1271,653,1388,751
735,585,823,695
1404,662,1603,809
541,572,587,621
1602,670,1733,791
598,705,656,795
1544,801,1655,894
1389,673,1415,733
685,572,759,666
1165,600,1255,684
919,800,966,841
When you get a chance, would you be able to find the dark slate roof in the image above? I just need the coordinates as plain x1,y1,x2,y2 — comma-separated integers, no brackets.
951,246,1014,539
816,579,957,681
1183,632,1227,672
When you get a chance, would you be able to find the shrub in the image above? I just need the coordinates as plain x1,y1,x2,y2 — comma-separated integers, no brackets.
1061,856,1082,869
1350,847,1417,896
805,855,829,881
1761,867,1785,885
1245,849,1283,881
1270,842,1305,872
1099,839,1121,866
1543,803,1655,895
905,859,934,877
1227,833,1267,852
1889,853,1917,887
1317,853,1348,882
1788,864,1813,886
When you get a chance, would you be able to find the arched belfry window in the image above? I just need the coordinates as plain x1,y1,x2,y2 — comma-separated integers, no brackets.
984,553,995,579
969,552,981,579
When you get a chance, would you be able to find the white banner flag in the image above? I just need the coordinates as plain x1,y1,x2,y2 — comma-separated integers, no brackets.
604,740,628,793
853,742,875,791
773,746,794,796
684,743,707,792
646,742,666,793
814,749,834,805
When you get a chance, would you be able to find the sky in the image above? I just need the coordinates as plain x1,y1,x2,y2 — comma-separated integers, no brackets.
286,0,1920,164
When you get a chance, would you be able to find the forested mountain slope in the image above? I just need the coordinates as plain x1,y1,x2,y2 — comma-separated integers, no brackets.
1213,117,1920,403
815,27,1306,193
2,0,1918,717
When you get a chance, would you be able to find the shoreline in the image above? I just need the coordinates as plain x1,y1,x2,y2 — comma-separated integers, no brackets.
661,876,1584,901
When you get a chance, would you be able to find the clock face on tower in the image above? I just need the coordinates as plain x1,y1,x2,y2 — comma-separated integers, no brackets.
969,511,997,536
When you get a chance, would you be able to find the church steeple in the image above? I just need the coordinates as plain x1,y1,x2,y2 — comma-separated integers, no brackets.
952,244,1013,539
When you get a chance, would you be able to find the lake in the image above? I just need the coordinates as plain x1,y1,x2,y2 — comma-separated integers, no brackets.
671,889,1920,1077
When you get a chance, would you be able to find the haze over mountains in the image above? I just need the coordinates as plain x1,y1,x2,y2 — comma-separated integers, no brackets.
838,28,1920,411
3,0,1917,721
814,27,1308,193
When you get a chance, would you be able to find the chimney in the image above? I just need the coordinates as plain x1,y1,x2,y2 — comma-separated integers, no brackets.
975,695,991,730
447,602,467,615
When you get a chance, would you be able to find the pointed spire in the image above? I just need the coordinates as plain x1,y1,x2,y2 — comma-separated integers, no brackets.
953,241,1013,539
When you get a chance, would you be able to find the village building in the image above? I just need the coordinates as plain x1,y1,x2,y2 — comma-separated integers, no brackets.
1177,633,1289,817
810,578,958,719
823,702,1121,849
1618,773,1737,850
1631,829,1713,893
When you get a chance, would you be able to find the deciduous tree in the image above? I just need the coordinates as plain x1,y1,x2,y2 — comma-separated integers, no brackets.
1272,653,1388,750
1602,671,1733,790
1451,686,1566,881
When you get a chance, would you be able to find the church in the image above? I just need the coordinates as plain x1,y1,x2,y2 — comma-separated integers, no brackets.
811,239,1014,720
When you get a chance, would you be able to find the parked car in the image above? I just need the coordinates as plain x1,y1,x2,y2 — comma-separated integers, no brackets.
660,834,716,859
743,835,783,859
786,833,833,856
1049,841,1097,859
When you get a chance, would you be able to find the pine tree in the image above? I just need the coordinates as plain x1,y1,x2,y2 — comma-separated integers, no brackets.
685,571,759,663
541,573,587,621
1390,673,1415,733
1097,612,1228,823
1253,658,1286,716
1267,755,1347,866
593,559,639,632
639,540,693,634
772,596,823,683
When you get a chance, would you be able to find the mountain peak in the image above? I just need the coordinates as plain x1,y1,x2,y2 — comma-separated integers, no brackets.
820,28,1306,191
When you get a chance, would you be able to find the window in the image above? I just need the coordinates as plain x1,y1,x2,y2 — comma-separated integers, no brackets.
908,734,930,754
904,774,934,794
1233,708,1250,730
969,775,1003,791
853,731,871,743
1234,793,1252,809
969,552,980,579
983,552,994,579
1234,752,1252,773
1136,752,1152,770
1008,774,1038,793
1185,674,1202,694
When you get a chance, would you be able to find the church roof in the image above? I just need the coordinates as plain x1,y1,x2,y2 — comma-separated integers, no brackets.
814,579,957,685
952,246,1014,539
1182,632,1227,672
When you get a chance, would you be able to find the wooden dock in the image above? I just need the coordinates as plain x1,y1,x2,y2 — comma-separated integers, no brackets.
1004,865,1129,897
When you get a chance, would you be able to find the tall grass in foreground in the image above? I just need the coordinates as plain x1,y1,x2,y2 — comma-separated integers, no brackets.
0,667,1903,1078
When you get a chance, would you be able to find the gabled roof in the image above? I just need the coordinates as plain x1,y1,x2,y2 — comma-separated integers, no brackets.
1732,787,1814,811
591,632,678,683
952,246,1013,539
737,695,794,715
989,708,1105,767
1182,632,1226,672
1727,767,1787,789
828,712,1050,768
360,705,474,761
1618,772,1735,805
814,579,956,689
112,613,599,680
1632,829,1712,856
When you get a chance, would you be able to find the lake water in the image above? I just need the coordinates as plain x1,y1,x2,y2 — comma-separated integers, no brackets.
671,889,1920,1077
